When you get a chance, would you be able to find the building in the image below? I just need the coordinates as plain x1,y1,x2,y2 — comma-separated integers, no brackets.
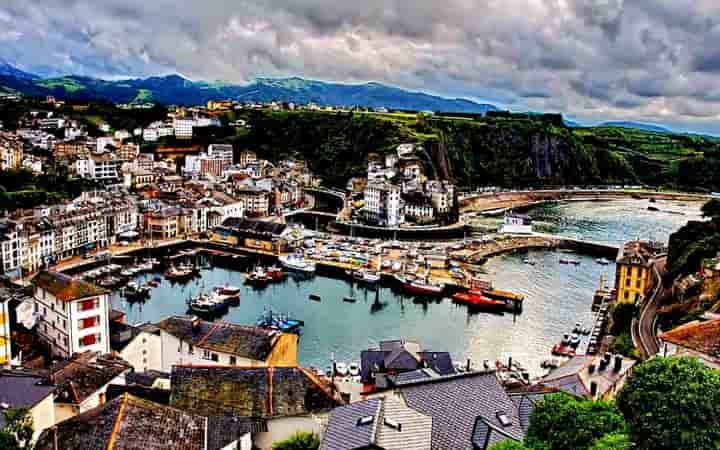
239,149,257,167
116,142,139,161
0,132,23,170
32,271,111,358
36,393,265,450
170,366,341,450
360,340,456,393
0,370,56,441
53,141,90,160
235,187,271,217
615,241,664,304
48,352,131,422
538,353,636,400
75,153,121,181
364,181,404,227
207,99,234,110
145,208,182,240
659,318,720,369
174,118,195,139
0,296,11,366
208,143,234,165
111,322,163,373
320,397,432,450
212,218,289,252
185,153,226,178
156,315,298,371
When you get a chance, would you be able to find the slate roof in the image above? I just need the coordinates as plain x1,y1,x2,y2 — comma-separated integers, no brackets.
50,352,131,405
509,391,554,432
125,370,170,387
36,394,209,450
539,354,635,399
170,366,341,418
360,340,455,385
397,371,525,450
660,319,720,358
206,416,268,450
0,371,55,428
320,398,432,450
32,271,107,302
156,315,278,361
220,217,287,237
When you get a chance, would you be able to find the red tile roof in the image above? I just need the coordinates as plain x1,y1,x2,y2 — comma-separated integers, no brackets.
33,271,108,302
660,319,720,358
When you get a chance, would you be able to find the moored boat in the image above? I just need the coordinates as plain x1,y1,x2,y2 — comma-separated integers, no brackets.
402,278,445,297
452,290,506,310
279,254,316,274
164,265,195,281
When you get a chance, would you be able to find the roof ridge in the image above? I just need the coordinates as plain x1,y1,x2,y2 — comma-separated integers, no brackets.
297,366,341,404
196,321,222,348
106,393,129,450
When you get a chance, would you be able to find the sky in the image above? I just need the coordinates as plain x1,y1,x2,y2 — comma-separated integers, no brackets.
2,0,720,133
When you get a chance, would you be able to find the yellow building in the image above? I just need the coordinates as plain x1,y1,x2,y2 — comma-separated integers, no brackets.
615,241,662,304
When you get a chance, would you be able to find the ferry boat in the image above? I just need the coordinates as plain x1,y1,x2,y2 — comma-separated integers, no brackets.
499,213,533,234
402,278,445,297
279,254,316,274
452,290,506,311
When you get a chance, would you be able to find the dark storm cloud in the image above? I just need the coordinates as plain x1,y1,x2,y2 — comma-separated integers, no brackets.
2,0,720,132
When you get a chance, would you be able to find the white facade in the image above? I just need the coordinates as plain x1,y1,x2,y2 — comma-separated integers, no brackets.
160,330,264,372
174,119,195,139
118,329,162,372
208,144,234,165
34,282,110,359
363,182,404,227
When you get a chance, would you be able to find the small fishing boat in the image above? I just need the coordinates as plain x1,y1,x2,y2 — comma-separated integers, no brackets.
245,267,272,285
452,290,506,311
523,258,536,266
559,258,580,265
346,269,381,285
164,265,195,281
187,292,227,315
266,265,285,281
256,307,303,333
214,284,241,305
309,294,321,301
402,278,445,297
552,343,576,357
570,333,581,347
335,362,349,377
348,362,360,377
279,254,316,274
595,258,610,265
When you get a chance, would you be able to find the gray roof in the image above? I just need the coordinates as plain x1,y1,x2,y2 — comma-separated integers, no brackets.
0,371,55,428
509,392,551,432
320,398,432,450
206,416,267,450
397,372,524,450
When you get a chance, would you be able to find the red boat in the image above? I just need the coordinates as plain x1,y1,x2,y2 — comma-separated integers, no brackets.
452,290,506,310
266,266,285,281
551,343,576,357
402,279,445,296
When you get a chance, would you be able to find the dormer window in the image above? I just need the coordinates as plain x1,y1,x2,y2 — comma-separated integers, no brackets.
384,418,402,431
496,411,512,427
357,416,374,426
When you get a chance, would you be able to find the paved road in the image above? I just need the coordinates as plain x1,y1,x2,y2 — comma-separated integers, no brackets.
634,256,666,359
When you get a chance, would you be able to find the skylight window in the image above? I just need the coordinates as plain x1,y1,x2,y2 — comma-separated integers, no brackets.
496,411,512,427
357,416,374,426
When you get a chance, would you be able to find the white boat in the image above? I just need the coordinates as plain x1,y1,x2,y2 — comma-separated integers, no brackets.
335,362,349,376
348,362,360,377
570,334,581,347
279,254,316,274
499,213,533,234
391,261,402,272
120,269,133,277
596,258,610,265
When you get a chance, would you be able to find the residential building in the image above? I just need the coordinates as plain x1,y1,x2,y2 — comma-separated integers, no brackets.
239,149,257,167
156,315,298,371
207,99,234,110
320,398,432,450
0,371,56,441
615,240,664,304
0,296,11,366
53,141,90,160
116,142,139,161
170,366,341,450
145,208,182,240
174,118,195,139
235,186,271,217
538,353,636,400
32,271,111,358
208,143,234,165
659,318,720,369
0,132,23,170
38,117,66,130
95,136,116,152
36,394,264,450
48,352,131,422
185,153,226,178
200,192,245,228
360,340,456,393
364,181,404,227
75,153,121,181
111,322,163,373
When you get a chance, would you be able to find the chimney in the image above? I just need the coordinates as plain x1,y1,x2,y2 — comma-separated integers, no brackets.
588,364,596,374
604,352,612,364
613,355,623,373
590,381,598,397
466,358,472,371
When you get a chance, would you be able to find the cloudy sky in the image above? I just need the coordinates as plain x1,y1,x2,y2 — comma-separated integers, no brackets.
2,0,720,133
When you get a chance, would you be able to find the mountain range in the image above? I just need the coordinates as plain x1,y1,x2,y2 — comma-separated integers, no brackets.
0,62,689,135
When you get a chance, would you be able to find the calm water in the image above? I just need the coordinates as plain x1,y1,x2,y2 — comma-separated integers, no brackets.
111,199,702,375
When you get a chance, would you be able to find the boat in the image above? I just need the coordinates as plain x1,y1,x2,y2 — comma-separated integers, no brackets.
452,290,506,311
256,307,303,333
279,254,316,274
178,262,199,275
595,258,610,265
561,333,571,345
335,362,349,377
541,358,561,369
187,292,227,315
552,343,576,357
214,284,241,306
499,213,533,234
266,265,285,281
559,258,580,265
138,261,154,272
402,278,445,297
348,362,360,377
523,258,536,266
119,269,134,277
570,333,581,347
245,267,272,285
164,265,195,281
346,269,381,285
573,322,582,333
343,297,357,303
309,294,321,301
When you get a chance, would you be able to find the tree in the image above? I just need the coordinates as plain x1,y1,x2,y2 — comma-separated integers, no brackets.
588,433,632,450
525,394,627,450
488,440,535,450
702,198,720,219
271,432,320,450
617,356,720,450
0,408,34,450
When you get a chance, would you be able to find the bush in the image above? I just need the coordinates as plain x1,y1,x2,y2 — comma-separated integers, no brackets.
271,432,320,450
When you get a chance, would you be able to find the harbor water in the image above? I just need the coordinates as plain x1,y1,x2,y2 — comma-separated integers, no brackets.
111,199,703,375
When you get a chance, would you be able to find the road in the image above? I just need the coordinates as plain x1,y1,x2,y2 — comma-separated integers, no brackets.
634,256,666,359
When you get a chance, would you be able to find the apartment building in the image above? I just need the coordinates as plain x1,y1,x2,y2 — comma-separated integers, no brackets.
363,181,404,227
32,271,111,359
208,143,234,165
173,119,195,139
235,187,270,217
0,132,23,170
615,241,664,304
75,153,121,181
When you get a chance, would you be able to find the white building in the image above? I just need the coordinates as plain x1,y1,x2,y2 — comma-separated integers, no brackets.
363,181,404,227
208,143,234,165
75,153,120,181
174,119,195,139
96,136,117,153
32,271,111,359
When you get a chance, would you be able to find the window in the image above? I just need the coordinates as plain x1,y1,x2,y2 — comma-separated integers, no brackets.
636,279,642,288
211,353,218,362
77,298,99,312
79,316,99,330
625,278,631,287
202,350,212,360
188,345,194,355
230,356,237,365
79,333,100,347
624,291,629,300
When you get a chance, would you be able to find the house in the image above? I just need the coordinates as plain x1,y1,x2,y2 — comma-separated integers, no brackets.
364,181,404,227
659,318,720,369
212,218,289,253
537,353,636,400
615,240,664,304
36,393,266,450
110,321,162,372
156,315,298,371
360,340,455,393
365,371,526,450
320,398,432,450
32,271,111,358
170,366,342,450
239,150,257,167
49,351,131,422
0,370,56,441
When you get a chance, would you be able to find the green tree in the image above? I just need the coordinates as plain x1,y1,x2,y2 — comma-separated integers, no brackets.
702,198,720,219
525,394,626,450
271,432,320,450
488,440,535,450
0,408,34,450
617,357,720,450
588,433,632,450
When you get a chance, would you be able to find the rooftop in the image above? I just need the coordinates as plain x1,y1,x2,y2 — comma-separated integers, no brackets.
539,354,636,398
660,319,720,358
0,370,55,428
170,366,341,419
32,271,108,302
50,352,131,405
156,315,281,361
